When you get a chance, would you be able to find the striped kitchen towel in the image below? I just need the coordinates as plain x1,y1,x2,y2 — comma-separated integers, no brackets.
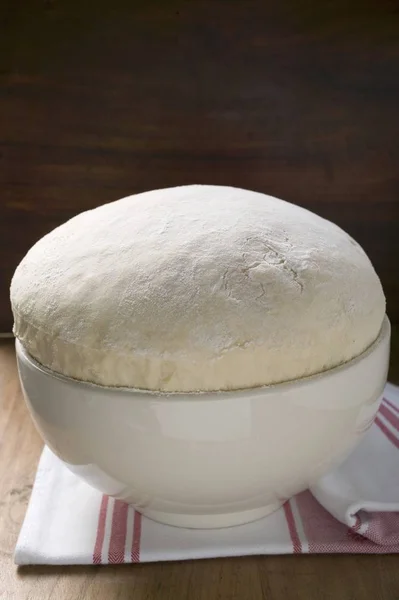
15,383,399,565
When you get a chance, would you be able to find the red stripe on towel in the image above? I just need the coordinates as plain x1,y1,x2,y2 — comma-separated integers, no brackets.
375,416,399,450
296,491,368,552
93,495,109,564
383,397,399,416
108,500,129,564
131,511,142,563
379,403,399,433
283,500,302,553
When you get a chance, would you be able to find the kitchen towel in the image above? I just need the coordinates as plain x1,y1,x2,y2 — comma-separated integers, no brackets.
15,383,399,565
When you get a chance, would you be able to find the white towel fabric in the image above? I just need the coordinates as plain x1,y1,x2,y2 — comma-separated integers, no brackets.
15,383,399,565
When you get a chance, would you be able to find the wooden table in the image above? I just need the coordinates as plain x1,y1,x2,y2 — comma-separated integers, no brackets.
1,343,399,599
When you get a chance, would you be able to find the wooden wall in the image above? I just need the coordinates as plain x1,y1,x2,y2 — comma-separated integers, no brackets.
1,0,398,336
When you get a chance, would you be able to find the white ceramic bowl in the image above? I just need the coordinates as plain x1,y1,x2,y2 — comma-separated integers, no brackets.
16,316,390,529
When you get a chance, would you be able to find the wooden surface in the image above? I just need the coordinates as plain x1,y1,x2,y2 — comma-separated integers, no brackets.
1,0,399,334
0,339,398,599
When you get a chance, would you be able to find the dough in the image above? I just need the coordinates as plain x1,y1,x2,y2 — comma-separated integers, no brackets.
10,185,385,392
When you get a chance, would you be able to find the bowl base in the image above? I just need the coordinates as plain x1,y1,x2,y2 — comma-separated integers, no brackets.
140,502,282,529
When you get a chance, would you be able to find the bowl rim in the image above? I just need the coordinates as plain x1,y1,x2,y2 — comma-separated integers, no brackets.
16,315,390,400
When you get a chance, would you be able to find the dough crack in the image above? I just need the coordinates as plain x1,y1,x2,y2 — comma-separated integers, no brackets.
245,237,304,293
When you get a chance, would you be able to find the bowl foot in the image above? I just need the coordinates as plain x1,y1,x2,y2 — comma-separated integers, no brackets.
140,502,282,529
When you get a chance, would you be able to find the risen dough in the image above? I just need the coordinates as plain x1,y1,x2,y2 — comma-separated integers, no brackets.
11,185,385,392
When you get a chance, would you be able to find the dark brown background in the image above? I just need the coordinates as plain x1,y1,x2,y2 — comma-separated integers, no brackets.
1,0,398,348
